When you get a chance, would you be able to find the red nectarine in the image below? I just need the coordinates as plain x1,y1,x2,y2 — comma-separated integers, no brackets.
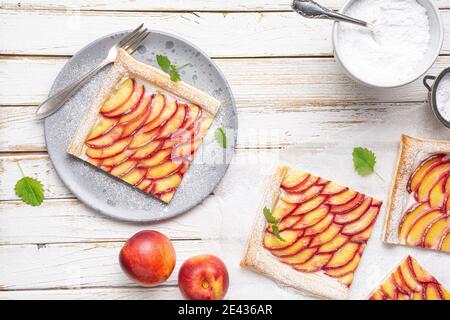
178,255,229,300
119,230,176,287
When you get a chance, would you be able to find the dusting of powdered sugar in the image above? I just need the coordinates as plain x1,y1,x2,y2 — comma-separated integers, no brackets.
436,72,450,122
337,0,430,86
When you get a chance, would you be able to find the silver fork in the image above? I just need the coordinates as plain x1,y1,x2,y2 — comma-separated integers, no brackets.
36,24,151,119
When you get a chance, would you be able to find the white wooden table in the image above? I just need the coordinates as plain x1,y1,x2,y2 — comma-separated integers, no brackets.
1,0,449,300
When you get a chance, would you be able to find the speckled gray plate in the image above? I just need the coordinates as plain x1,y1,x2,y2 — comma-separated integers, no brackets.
45,30,237,222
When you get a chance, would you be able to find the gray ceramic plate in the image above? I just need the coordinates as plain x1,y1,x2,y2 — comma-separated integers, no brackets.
45,30,237,222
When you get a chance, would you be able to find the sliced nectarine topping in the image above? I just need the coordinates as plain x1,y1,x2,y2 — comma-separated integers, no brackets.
380,276,397,299
399,258,421,292
270,236,309,257
152,173,182,194
292,195,327,215
321,182,347,195
416,161,450,202
83,81,213,203
263,168,381,285
318,234,349,254
341,206,379,236
280,247,318,265
293,253,332,272
423,216,448,249
324,252,360,277
398,202,431,243
408,154,446,192
86,136,132,159
392,268,411,294
425,283,443,300
429,175,447,208
130,140,162,160
272,198,297,220
291,205,329,229
101,78,134,113
440,233,450,252
334,196,372,224
330,193,365,214
280,185,324,204
325,242,359,269
87,117,118,141
369,290,385,300
405,210,442,247
281,170,309,189
110,160,136,177
263,230,299,250
309,224,342,247
326,189,358,206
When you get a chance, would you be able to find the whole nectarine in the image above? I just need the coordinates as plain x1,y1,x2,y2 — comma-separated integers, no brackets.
119,230,176,286
178,254,229,300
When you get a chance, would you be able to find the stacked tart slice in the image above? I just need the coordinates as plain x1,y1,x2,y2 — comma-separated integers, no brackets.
383,135,450,252
241,166,382,299
369,255,449,300
68,49,220,203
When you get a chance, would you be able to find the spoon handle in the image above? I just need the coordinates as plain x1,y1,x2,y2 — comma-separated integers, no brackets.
291,0,369,27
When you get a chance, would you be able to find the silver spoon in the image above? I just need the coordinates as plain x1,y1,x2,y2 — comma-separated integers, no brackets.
291,0,370,28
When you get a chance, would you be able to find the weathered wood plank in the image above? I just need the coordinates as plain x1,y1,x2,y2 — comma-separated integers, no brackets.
1,10,449,57
0,55,446,106
2,0,450,12
0,100,446,153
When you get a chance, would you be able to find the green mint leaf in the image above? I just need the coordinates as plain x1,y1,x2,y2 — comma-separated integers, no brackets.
169,66,181,82
15,176,44,206
156,54,171,72
215,127,227,149
271,225,286,242
353,147,377,176
263,207,279,224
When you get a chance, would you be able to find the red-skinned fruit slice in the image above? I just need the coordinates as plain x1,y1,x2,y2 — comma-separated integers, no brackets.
270,236,310,257
129,128,160,149
416,161,450,202
278,215,302,231
102,84,144,118
321,182,347,196
120,105,152,138
324,242,359,269
281,170,310,189
334,197,372,224
399,258,421,292
86,137,132,159
338,272,354,287
423,216,448,249
101,149,135,167
304,213,333,236
326,189,358,206
398,202,431,243
139,149,172,168
410,257,436,283
293,253,332,272
110,160,136,177
141,99,177,133
145,93,165,124
130,140,162,160
405,210,442,247
324,252,361,277
292,195,327,215
159,103,186,138
286,176,319,193
272,199,297,220
280,247,318,265
381,276,397,299
309,224,342,247
122,168,147,186
146,160,182,179
182,104,201,129
86,118,118,141
86,125,124,148
408,154,445,193
136,179,152,191
152,173,182,194
291,204,329,229
341,206,379,236
119,93,152,124
263,230,299,250
100,79,134,113
425,283,443,300
318,234,349,254
429,175,447,208
331,193,365,214
392,268,411,294
157,191,176,203
280,185,324,204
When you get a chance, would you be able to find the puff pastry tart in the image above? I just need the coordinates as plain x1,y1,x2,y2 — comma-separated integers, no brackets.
369,255,449,300
241,166,382,299
383,135,450,252
68,49,220,203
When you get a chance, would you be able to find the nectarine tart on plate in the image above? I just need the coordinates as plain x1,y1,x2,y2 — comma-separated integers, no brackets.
241,166,382,299
369,255,449,300
68,49,220,203
383,135,450,252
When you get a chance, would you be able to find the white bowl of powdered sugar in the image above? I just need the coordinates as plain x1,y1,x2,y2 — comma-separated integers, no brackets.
333,0,443,88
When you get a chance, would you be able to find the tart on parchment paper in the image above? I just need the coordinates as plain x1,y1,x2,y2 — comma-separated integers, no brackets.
241,166,382,299
383,135,450,253
68,49,220,203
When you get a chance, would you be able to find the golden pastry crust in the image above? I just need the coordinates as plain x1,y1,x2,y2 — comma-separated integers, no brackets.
241,165,381,300
383,135,450,248
68,49,220,158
